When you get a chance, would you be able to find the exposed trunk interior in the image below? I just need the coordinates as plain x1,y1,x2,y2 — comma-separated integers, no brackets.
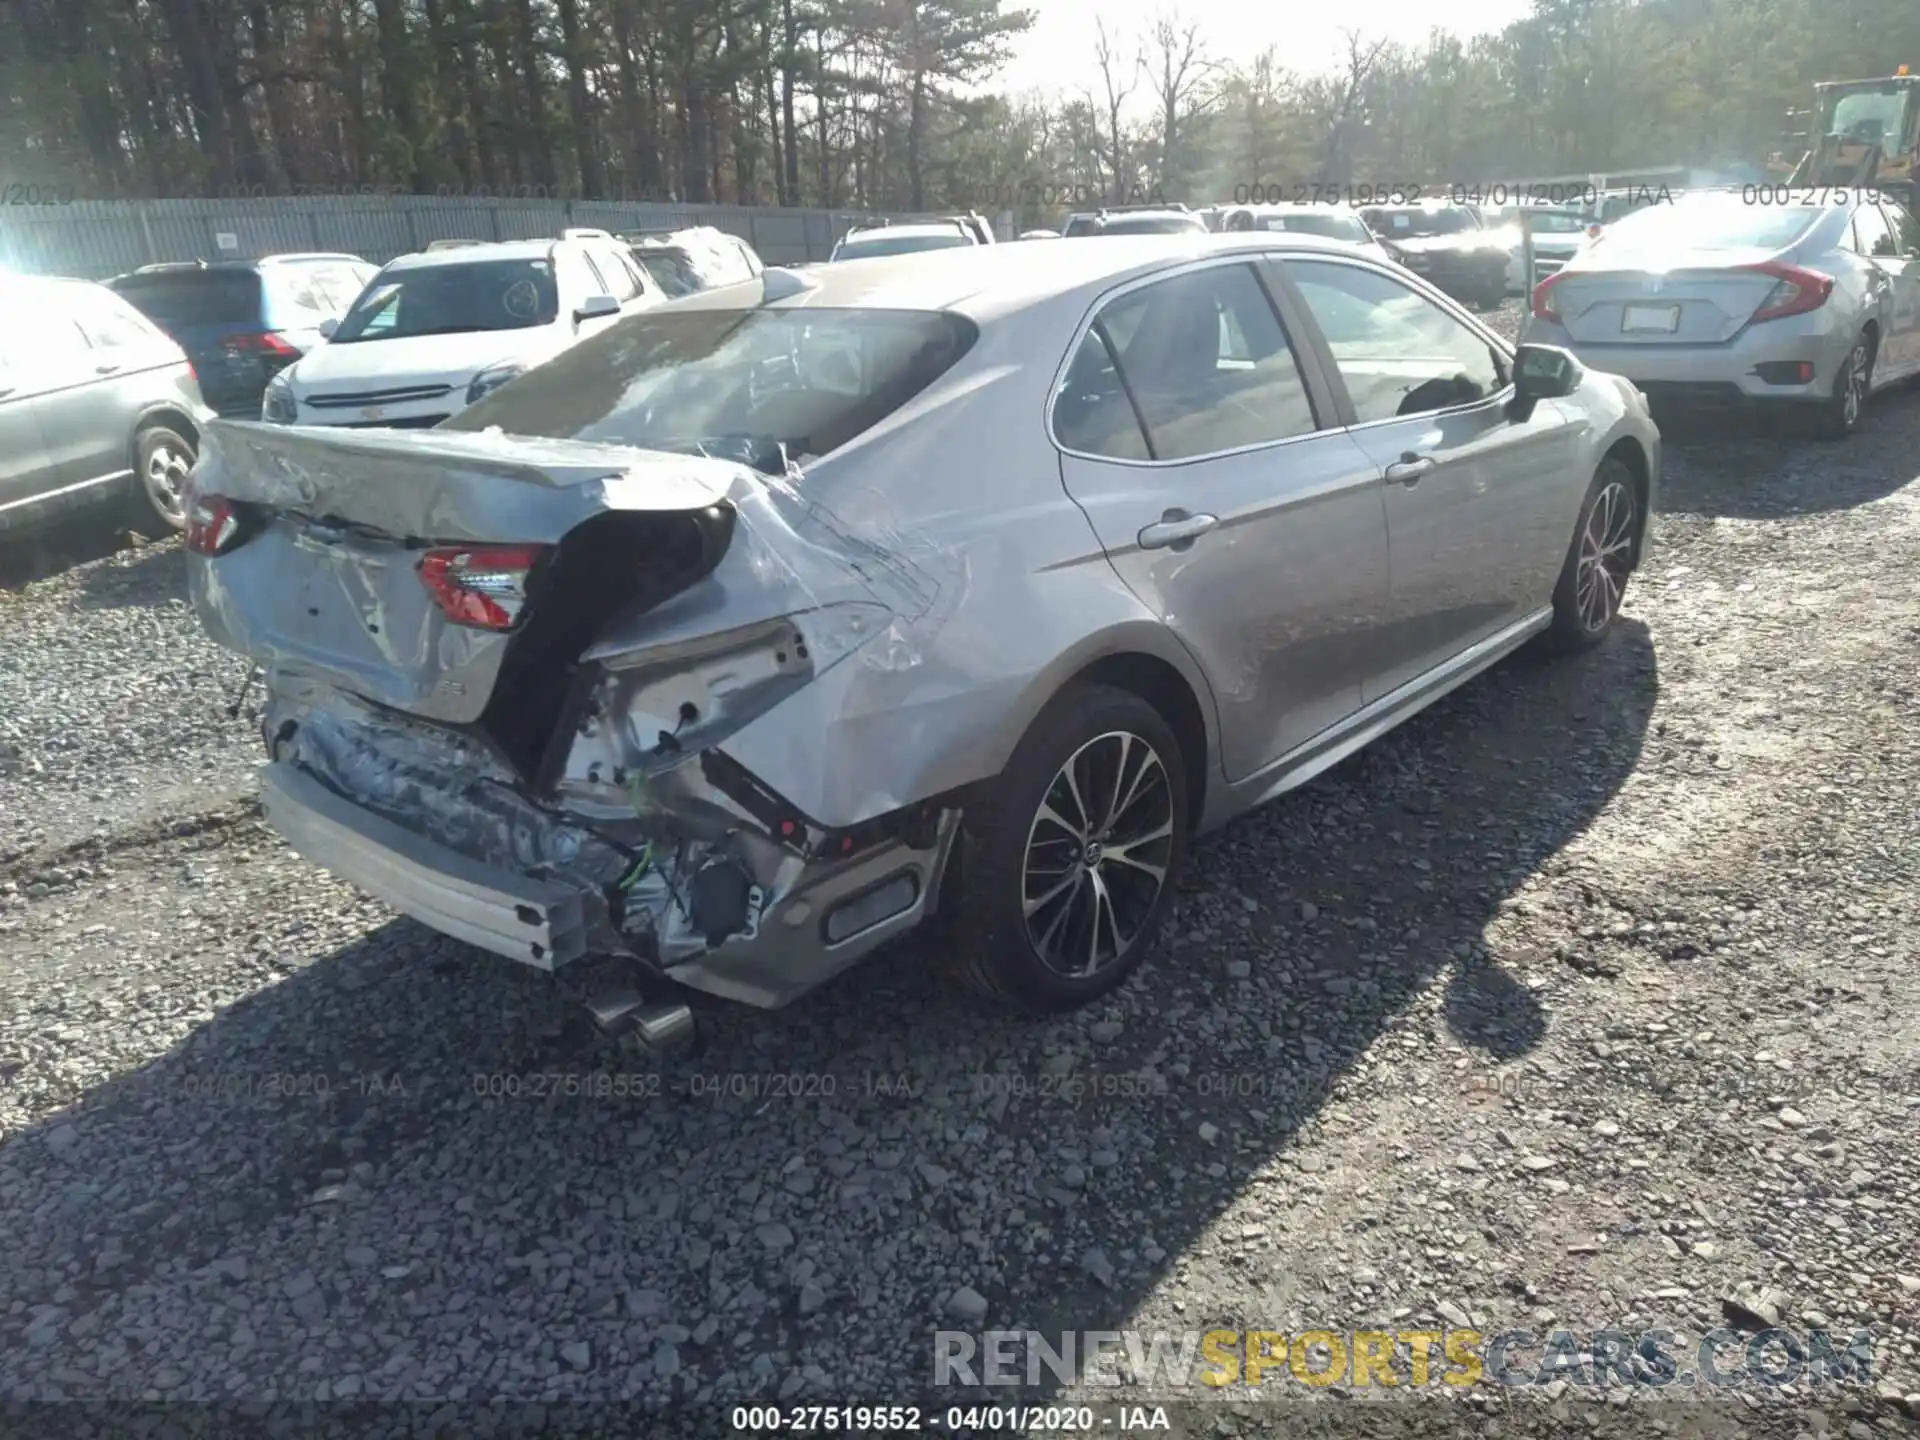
476,506,737,781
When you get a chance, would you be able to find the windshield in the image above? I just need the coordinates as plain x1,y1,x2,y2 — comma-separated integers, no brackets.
1360,207,1478,238
443,306,976,472
1262,212,1370,243
1091,215,1203,235
831,232,972,260
1595,195,1822,252
1824,85,1915,150
329,257,559,342
108,271,261,328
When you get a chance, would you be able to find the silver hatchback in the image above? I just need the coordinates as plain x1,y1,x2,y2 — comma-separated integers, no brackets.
1523,189,1920,438
186,235,1660,1033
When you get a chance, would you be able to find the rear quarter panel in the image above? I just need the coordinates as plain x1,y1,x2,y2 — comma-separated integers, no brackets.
709,296,1223,828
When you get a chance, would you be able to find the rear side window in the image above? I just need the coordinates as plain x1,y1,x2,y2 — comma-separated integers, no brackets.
110,270,262,328
1054,262,1316,462
69,287,162,349
445,307,977,468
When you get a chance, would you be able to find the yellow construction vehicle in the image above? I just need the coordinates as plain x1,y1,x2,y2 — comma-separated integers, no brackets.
1784,66,1920,201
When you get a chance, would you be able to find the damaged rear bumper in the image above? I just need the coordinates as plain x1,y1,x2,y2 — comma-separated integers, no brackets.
256,689,961,1008
263,762,593,969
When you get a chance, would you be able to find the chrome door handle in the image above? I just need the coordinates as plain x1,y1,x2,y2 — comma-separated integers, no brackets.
1138,510,1218,550
1384,455,1435,485
95,362,123,375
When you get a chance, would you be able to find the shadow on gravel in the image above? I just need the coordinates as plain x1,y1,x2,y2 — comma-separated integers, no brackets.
0,511,145,590
0,620,1656,1407
70,541,187,611
1656,381,1920,520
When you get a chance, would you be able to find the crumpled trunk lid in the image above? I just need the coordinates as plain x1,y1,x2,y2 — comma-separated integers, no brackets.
189,422,741,741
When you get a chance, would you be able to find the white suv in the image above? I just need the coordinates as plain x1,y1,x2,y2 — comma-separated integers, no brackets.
261,235,659,428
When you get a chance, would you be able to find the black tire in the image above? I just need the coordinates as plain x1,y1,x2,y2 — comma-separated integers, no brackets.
1811,330,1873,441
944,683,1190,1011
1545,458,1639,653
129,424,197,535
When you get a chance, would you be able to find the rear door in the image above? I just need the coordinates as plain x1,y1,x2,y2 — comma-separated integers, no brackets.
0,330,57,520
15,287,129,491
1280,255,1583,698
1053,257,1391,779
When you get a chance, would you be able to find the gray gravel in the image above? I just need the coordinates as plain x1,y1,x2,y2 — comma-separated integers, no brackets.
2,372,1918,1438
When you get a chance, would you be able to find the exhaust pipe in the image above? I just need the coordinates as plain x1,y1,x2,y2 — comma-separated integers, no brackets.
584,988,697,1053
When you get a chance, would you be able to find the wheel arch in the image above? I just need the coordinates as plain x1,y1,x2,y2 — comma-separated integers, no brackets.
1599,436,1652,569
995,628,1218,833
127,404,203,474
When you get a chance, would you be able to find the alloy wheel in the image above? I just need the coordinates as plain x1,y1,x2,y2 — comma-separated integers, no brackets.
1842,341,1869,430
143,440,192,525
1021,730,1175,979
1574,479,1636,634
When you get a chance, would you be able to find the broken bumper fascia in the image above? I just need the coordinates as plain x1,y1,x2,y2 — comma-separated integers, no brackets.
256,686,961,1009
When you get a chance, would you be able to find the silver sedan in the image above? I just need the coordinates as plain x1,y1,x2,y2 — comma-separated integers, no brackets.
1523,188,1920,438
185,233,1659,1037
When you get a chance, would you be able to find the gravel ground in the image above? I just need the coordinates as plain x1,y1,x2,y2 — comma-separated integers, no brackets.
3,329,1919,1438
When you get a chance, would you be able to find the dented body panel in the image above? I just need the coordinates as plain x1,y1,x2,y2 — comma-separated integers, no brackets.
184,287,1199,1005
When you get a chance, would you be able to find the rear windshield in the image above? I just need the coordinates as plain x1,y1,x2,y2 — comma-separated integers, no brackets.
1524,209,1589,235
1360,207,1479,237
633,251,703,299
831,232,972,260
109,270,261,327
444,307,976,472
329,257,559,341
1596,196,1821,252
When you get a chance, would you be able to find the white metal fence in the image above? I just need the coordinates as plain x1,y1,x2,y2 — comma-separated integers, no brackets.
0,196,1009,279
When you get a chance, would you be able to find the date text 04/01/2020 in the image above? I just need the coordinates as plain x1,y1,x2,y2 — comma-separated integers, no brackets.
727,1404,1172,1431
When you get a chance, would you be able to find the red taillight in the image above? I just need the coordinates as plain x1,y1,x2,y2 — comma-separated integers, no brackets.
185,495,245,555
1745,262,1834,324
418,545,548,631
1531,271,1569,324
221,331,300,358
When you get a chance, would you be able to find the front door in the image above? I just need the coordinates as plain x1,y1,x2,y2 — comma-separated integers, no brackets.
1053,257,1391,781
1279,256,1584,701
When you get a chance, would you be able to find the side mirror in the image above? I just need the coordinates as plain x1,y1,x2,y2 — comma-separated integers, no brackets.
573,294,620,325
317,317,339,340
1508,343,1582,421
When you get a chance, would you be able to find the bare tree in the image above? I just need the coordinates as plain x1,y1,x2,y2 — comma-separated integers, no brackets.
1086,16,1141,203
1319,28,1389,175
1144,7,1216,192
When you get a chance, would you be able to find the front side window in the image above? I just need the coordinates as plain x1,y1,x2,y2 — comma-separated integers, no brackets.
1053,262,1316,462
329,258,560,342
443,306,976,471
1287,259,1506,424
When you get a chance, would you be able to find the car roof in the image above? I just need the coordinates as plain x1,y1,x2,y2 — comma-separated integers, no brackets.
671,232,1360,323
383,238,559,271
838,223,972,242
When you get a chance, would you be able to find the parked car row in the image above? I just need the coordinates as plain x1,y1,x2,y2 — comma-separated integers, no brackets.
1523,185,1920,438
0,227,765,535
